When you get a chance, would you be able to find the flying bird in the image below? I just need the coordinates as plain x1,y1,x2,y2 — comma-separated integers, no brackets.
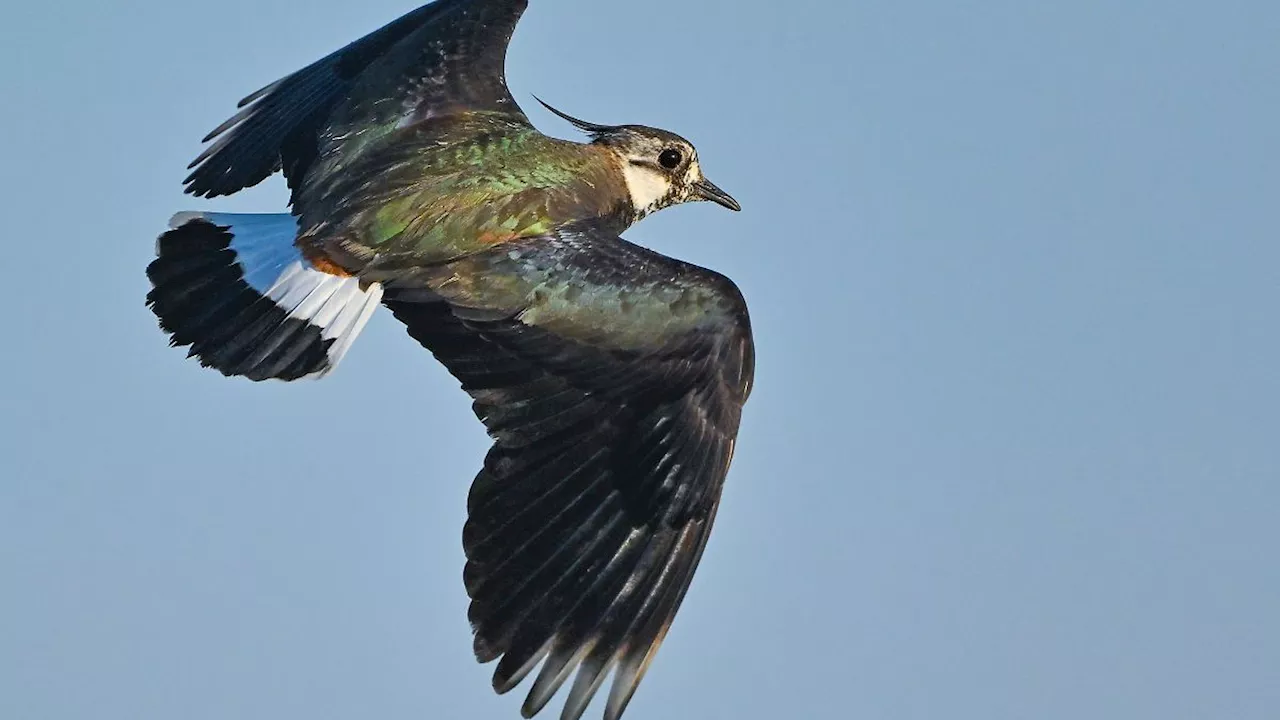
145,1,753,719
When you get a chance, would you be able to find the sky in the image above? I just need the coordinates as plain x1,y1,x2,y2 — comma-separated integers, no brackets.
2,1,1279,718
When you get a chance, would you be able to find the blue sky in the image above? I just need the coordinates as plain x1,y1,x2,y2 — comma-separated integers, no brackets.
3,1,1279,718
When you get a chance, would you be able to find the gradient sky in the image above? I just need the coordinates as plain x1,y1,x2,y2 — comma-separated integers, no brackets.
3,1,1279,719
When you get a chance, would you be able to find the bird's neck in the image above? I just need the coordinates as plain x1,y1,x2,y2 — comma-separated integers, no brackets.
558,141,645,234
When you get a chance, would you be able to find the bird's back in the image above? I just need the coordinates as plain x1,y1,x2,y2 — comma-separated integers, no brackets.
295,112,632,272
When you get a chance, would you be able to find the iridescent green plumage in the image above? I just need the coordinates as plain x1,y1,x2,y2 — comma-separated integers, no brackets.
296,113,628,266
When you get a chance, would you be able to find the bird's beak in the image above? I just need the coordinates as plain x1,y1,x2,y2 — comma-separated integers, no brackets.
693,178,741,212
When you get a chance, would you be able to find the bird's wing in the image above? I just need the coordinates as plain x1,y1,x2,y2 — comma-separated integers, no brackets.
183,0,530,199
380,221,754,720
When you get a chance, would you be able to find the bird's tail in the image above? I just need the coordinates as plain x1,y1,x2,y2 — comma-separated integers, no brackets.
145,212,383,381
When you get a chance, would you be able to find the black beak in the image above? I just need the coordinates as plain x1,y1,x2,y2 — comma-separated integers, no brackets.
693,178,741,212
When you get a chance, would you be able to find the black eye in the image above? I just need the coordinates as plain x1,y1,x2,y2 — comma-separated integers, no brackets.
658,148,683,170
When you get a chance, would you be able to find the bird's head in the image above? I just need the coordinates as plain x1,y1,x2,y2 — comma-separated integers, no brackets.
536,98,740,219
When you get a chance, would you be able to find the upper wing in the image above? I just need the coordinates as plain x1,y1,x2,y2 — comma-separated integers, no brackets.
380,223,754,720
183,0,529,199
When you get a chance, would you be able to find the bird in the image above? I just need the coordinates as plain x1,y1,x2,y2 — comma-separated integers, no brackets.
144,2,754,719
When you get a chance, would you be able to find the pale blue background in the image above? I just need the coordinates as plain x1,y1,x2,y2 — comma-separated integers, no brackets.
2,1,1278,718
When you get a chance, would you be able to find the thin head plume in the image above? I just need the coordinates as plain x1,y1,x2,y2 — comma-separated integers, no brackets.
533,95,619,137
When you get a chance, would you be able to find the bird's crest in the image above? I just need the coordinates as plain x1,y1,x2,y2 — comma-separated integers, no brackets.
533,95,619,140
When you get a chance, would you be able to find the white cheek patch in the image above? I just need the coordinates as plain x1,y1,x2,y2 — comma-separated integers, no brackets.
621,163,672,213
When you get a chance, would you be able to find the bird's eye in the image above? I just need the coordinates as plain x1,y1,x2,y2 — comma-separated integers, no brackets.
658,148,683,170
